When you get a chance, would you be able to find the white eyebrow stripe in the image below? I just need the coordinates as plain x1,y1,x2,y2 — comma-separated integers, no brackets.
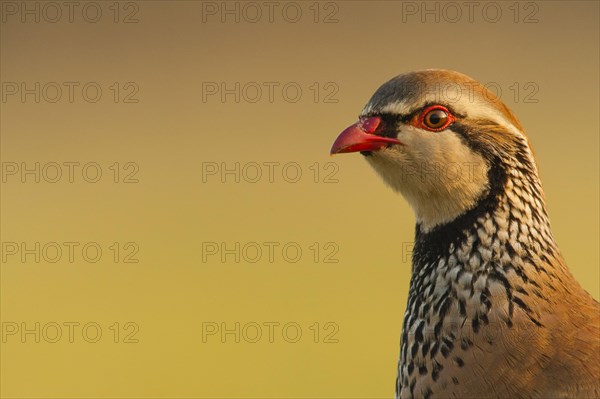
378,101,413,115
361,100,414,117
364,96,525,139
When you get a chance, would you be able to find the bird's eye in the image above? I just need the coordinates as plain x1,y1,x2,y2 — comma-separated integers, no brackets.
419,105,455,131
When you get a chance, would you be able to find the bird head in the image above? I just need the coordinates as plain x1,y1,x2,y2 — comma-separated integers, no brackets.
331,69,539,232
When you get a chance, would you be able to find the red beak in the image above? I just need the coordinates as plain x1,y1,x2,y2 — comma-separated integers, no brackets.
330,116,403,155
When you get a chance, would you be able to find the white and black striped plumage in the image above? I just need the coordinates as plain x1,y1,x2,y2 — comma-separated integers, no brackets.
331,70,600,399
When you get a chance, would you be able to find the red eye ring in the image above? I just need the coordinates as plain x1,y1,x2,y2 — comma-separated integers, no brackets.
417,105,456,132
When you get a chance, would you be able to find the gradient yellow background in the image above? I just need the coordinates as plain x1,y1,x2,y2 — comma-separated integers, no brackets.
1,1,598,398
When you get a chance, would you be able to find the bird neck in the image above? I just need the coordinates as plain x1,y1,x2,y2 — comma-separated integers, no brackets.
397,159,565,394
412,154,558,274
398,162,597,399
407,155,571,330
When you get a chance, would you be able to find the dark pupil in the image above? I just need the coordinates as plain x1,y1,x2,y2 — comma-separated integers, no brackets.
429,111,443,125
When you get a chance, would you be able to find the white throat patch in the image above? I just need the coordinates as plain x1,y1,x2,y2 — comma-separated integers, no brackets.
364,127,490,232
